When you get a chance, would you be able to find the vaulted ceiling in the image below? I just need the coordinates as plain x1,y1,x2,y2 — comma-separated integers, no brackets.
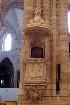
0,0,24,38
0,0,70,37
5,8,23,35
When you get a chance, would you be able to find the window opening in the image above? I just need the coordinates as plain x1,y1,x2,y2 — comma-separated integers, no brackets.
2,33,12,52
56,64,61,94
31,47,43,58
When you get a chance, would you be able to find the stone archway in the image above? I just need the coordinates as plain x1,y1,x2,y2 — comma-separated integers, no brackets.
0,57,14,88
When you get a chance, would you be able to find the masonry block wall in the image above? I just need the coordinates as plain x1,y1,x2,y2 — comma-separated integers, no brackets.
17,0,70,105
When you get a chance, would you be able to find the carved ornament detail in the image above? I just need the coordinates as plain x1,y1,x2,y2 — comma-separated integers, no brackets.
24,59,48,83
28,0,47,28
25,85,46,102
28,16,47,28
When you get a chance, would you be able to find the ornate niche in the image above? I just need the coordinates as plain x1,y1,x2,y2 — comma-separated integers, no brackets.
24,0,50,102
31,47,43,58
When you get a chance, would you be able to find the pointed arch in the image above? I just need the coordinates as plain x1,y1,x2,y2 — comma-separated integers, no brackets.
0,57,14,88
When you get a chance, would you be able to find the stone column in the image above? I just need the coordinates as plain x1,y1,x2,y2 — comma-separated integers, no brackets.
50,0,57,97
24,0,34,28
43,0,50,29
59,0,68,35
0,0,3,30
59,0,69,98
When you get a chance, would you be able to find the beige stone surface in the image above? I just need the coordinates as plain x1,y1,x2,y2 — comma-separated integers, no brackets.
17,0,70,105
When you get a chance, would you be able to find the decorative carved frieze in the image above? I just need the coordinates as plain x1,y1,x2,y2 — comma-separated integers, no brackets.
24,84,47,102
24,58,48,84
27,0,49,30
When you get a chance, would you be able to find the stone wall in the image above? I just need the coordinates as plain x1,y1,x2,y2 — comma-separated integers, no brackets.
18,0,70,105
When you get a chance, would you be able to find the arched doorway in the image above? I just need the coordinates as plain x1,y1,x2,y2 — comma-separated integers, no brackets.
0,57,14,88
